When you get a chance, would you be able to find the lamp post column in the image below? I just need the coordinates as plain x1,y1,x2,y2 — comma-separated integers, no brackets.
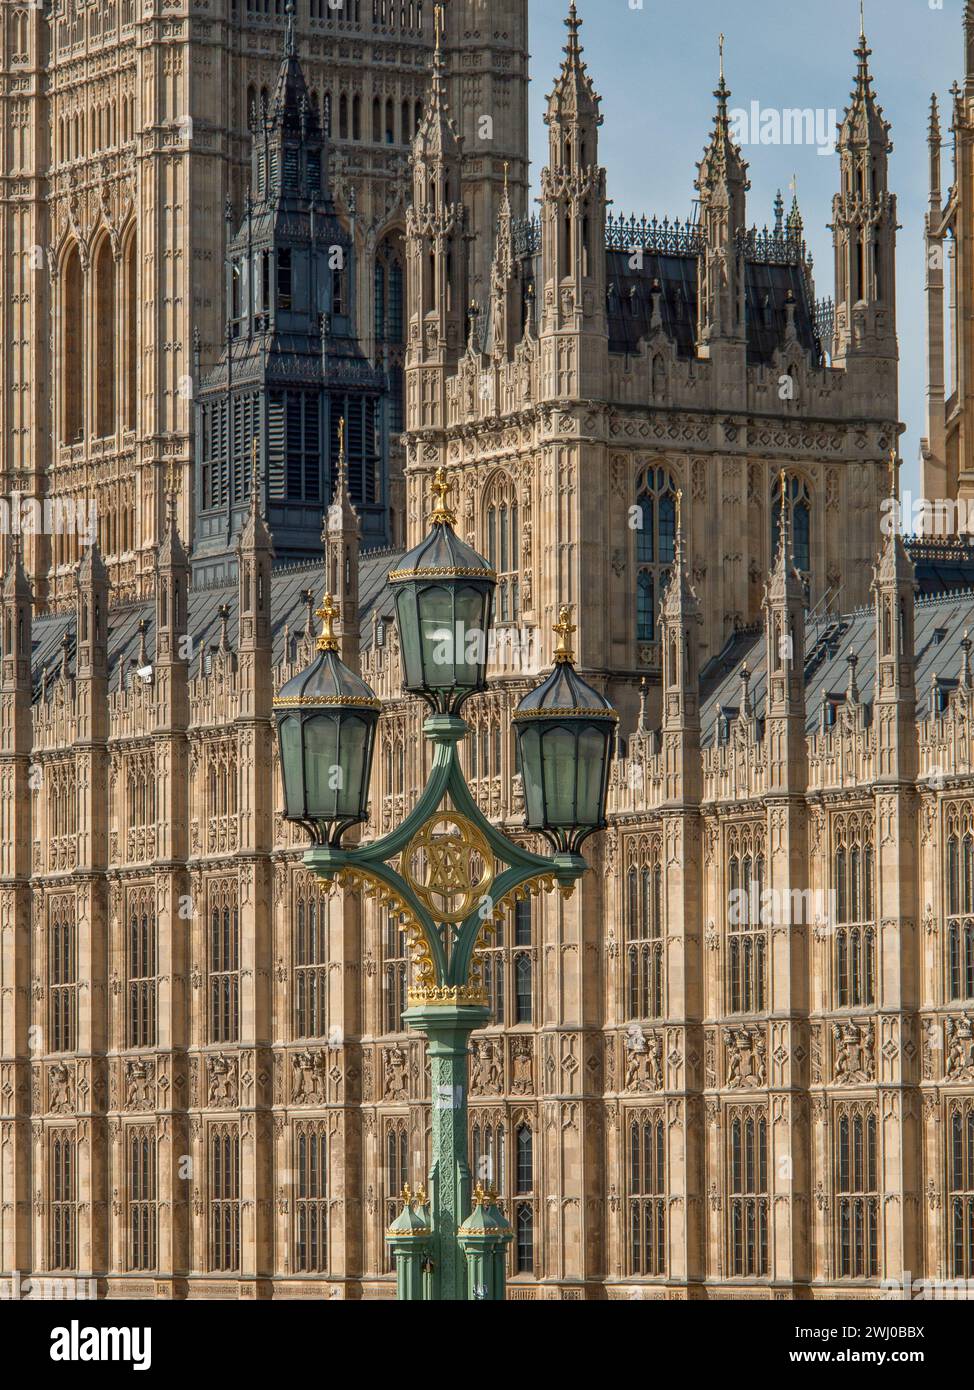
404,1003,490,1301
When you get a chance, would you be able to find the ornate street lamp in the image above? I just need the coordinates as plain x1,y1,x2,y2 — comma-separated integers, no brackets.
277,472,618,1301
513,606,619,855
273,594,381,845
387,468,496,715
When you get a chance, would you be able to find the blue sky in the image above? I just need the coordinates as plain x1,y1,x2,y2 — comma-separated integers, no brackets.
527,0,964,496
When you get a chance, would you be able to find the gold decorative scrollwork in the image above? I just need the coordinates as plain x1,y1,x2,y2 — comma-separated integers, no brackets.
333,867,437,990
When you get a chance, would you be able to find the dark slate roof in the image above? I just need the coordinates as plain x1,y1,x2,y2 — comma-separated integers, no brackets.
700,587,974,745
513,243,821,366
30,547,404,703
603,250,819,365
907,537,974,596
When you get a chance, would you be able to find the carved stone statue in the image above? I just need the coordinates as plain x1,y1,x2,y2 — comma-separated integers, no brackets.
724,1027,767,1090
832,1022,875,1084
945,1015,974,1080
384,1044,408,1102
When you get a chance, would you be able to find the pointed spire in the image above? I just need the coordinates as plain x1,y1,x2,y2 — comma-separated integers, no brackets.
545,2,602,135
662,489,698,623
638,676,649,734
414,2,462,161
773,189,784,235
845,650,860,703
240,435,273,553
3,532,30,600
929,92,943,209
323,416,359,541
697,32,748,187
284,0,295,59
838,8,890,152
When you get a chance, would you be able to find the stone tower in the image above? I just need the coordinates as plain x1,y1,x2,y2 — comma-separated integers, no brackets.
3,0,531,604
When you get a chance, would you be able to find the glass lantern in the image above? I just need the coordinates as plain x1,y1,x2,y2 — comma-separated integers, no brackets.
274,594,381,844
388,469,496,716
513,606,618,853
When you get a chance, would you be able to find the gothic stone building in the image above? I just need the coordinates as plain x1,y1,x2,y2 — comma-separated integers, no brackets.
3,5,974,1301
0,0,528,605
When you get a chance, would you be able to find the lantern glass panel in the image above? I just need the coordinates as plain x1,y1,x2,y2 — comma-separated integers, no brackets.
540,725,578,827
518,724,544,828
304,715,342,819
278,715,305,817
393,588,423,691
304,713,372,821
574,725,610,829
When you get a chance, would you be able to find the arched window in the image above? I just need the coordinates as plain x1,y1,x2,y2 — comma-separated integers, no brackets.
94,238,116,437
372,95,382,143
472,1120,505,1193
50,1131,77,1270
128,1127,157,1272
949,1099,974,1278
726,825,767,1014
484,472,520,624
515,1123,535,1272
771,473,811,575
628,1112,665,1276
835,1107,878,1278
339,92,348,140
384,911,408,1033
127,886,157,1048
208,1126,240,1272
626,838,664,1019
384,1120,409,1267
729,1112,769,1277
62,243,84,443
294,1122,328,1273
208,882,239,1044
49,897,78,1053
946,804,974,1001
124,233,138,432
294,876,330,1038
833,813,875,1008
634,466,677,646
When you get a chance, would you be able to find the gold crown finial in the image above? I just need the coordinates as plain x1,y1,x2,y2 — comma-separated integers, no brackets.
434,2,444,54
316,592,340,653
553,604,577,664
429,467,456,525
338,415,345,463
888,447,899,502
472,1182,499,1209
719,32,725,82
675,488,683,541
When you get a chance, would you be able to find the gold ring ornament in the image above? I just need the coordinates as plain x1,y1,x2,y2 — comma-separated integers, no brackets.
402,810,494,925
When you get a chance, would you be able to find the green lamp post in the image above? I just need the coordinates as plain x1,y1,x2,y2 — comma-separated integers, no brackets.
275,469,618,1301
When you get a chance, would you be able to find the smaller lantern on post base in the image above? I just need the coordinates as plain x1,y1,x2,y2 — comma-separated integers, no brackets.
513,606,618,856
274,594,380,846
387,469,496,720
